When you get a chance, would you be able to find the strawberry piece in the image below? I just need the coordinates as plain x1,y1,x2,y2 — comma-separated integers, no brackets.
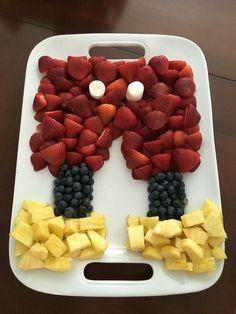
39,140,56,152
113,106,138,130
54,77,74,92
68,57,92,80
118,61,139,83
184,125,200,135
29,133,45,152
64,113,82,124
44,110,64,123
94,60,117,85
64,118,84,137
168,116,184,130
183,104,201,128
40,77,51,84
77,144,96,156
150,94,181,116
181,95,197,109
175,77,196,98
137,56,146,67
41,142,66,166
175,109,185,116
132,164,152,180
144,110,168,130
38,56,53,73
48,164,60,177
59,92,74,109
159,130,174,150
38,83,56,95
94,148,110,161
173,130,187,147
85,155,104,172
106,78,128,99
146,82,169,98
135,126,157,141
151,153,171,171
41,116,65,140
126,149,150,169
60,138,77,151
52,59,67,68
80,74,94,90
100,89,121,106
36,123,43,133
88,56,106,66
143,139,163,155
169,60,186,71
122,130,143,150
84,116,104,135
33,92,47,112
31,153,47,171
66,152,83,165
96,127,113,148
189,159,201,172
97,104,116,124
108,122,122,140
77,129,98,146
137,65,158,89
47,67,67,83
121,142,127,158
179,65,193,78
186,132,202,151
138,105,152,121
161,69,179,85
113,61,125,67
172,148,200,172
66,94,92,118
89,98,99,115
69,86,82,96
126,101,139,117
45,94,62,111
148,55,169,75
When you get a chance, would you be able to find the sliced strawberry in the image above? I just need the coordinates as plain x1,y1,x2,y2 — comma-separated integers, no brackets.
40,77,51,84
38,56,53,73
48,164,60,177
135,126,157,141
137,56,146,67
106,78,128,99
64,118,84,137
146,82,169,98
159,130,174,150
144,110,168,130
31,153,47,171
151,153,171,171
45,94,62,111
148,55,169,75
161,69,179,85
29,133,45,152
38,83,56,95
138,105,152,121
66,94,92,118
77,129,98,146
100,89,121,106
175,109,185,116
125,101,139,117
118,61,139,83
173,130,187,147
44,110,64,123
113,106,138,130
132,164,152,180
39,140,56,152
85,155,104,171
137,65,158,89
143,139,163,155
189,159,201,172
47,67,67,83
121,142,127,158
172,148,200,172
77,144,96,156
83,116,104,135
68,57,92,80
52,58,67,68
181,95,197,109
108,122,122,140
33,92,47,112
64,113,82,124
169,60,186,71
60,138,77,151
186,132,202,151
175,77,196,98
59,92,74,109
126,149,150,169
122,130,143,150
69,86,82,96
36,123,43,134
179,65,193,78
184,124,200,135
88,56,106,66
183,104,201,128
89,98,99,115
54,76,74,92
94,60,117,85
41,116,65,140
150,94,181,116
168,115,184,130
113,60,125,67
34,110,45,122
66,152,83,165
41,142,66,166
97,104,116,124
94,148,110,161
96,127,113,148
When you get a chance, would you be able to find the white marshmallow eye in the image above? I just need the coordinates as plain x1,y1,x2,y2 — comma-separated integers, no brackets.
89,80,106,100
126,81,144,102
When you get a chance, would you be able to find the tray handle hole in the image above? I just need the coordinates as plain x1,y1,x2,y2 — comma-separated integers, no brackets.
89,45,145,59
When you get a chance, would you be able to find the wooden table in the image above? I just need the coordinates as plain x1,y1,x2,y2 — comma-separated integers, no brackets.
1,0,235,313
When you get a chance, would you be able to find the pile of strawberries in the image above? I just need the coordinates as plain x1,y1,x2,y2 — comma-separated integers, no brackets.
29,54,202,179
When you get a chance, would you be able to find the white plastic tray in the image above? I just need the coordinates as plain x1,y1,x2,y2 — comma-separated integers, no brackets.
9,33,223,296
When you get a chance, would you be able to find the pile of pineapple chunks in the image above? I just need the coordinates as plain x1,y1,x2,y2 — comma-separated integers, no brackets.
10,200,108,271
127,199,227,273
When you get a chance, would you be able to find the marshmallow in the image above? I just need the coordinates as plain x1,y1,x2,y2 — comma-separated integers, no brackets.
89,80,105,99
126,81,144,102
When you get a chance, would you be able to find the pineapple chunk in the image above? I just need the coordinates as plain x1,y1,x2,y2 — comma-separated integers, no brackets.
96,227,106,237
79,215,105,231
18,253,44,270
183,227,208,245
161,245,181,259
208,236,226,248
87,230,108,253
173,237,184,252
181,238,204,262
165,260,193,271
44,234,67,257
202,243,213,258
78,247,103,260
66,232,91,256
10,221,34,247
64,218,80,237
212,247,227,259
202,212,227,237
181,210,205,227
202,199,222,220
192,257,216,273
32,220,50,242
48,216,65,239
127,225,145,251
22,200,47,212
28,243,48,261
139,216,159,230
144,229,170,247
127,215,139,226
142,245,162,260
45,256,72,271
15,208,28,225
153,219,182,238
14,241,28,256
28,205,55,224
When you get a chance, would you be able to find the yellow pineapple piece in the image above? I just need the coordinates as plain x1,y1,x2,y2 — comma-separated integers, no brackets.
18,253,44,270
165,260,193,271
153,219,182,238
79,215,105,231
48,216,65,239
22,200,47,212
181,210,205,227
15,208,28,225
44,256,72,271
202,243,213,258
87,230,108,253
212,247,227,259
183,227,208,245
66,232,91,256
192,257,216,273
28,205,55,224
10,221,34,247
202,199,223,220
202,212,227,237
142,245,162,260
64,218,80,237
139,216,159,230
32,220,50,242
173,237,184,252
208,236,226,248
28,243,48,261
127,215,139,226
181,238,204,262
161,245,181,259
44,234,67,257
14,241,28,256
127,225,145,251
78,247,103,260
96,227,106,238
144,229,170,247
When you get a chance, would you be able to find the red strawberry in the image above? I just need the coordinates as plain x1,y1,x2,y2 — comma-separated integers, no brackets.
138,105,152,121
146,82,169,98
80,74,94,90
159,130,174,150
85,155,104,171
36,123,43,134
83,116,104,135
44,110,64,123
137,65,158,89
135,126,157,141
64,118,84,137
38,83,56,95
41,142,66,166
169,60,186,72
66,94,92,118
33,93,47,112
31,153,47,171
39,140,56,152
173,148,200,172
88,56,106,66
126,149,150,169
47,67,67,83
148,55,169,75
45,94,62,111
38,56,53,73
168,116,184,130
77,129,98,146
106,78,128,99
143,139,163,155
54,77,74,92
184,104,201,128
29,133,45,152
113,60,125,67
52,58,67,68
181,95,197,109
113,106,138,130
108,122,122,140
137,56,146,67
59,92,74,108
132,164,152,180
122,130,143,150
66,152,83,165
94,148,110,161
97,104,116,124
161,69,179,85
69,86,82,96
150,94,181,116
173,130,187,147
175,109,185,116
48,164,60,176
151,154,171,171
118,61,139,83
121,142,127,158
77,144,96,156
41,116,65,140
126,101,139,117
96,127,113,148
184,125,200,135
179,65,193,78
40,77,51,84
144,110,168,130
94,60,117,85
60,138,77,151
89,98,99,115
64,113,82,124
189,159,201,172
100,89,121,106
68,57,92,80
186,132,202,151
175,77,196,98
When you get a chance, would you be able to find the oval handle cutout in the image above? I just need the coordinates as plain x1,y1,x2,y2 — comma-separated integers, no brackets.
89,45,145,59
84,262,153,281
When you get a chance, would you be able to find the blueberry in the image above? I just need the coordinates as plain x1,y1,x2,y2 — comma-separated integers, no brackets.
157,206,166,216
79,162,87,168
155,172,166,183
72,210,79,218
57,185,65,193
150,206,158,216
179,181,185,188
167,206,175,217
80,166,89,175
58,170,65,178
88,171,94,178
65,186,72,194
54,178,61,186
78,211,87,218
168,185,175,194
150,190,159,200
178,192,186,200
58,200,68,210
152,200,161,207
73,182,82,192
60,177,66,185
66,176,74,186
162,198,171,207
174,172,183,181
74,191,82,199
87,194,93,201
79,205,88,214
173,199,181,207
148,194,155,202
157,185,165,192
64,207,75,218
63,194,73,202
89,178,94,185
166,172,174,181
172,180,179,187
81,175,90,184
55,192,63,201
162,180,169,188
178,186,185,194
70,198,79,208
175,207,184,219
65,170,72,177
87,205,93,212
83,198,91,207
148,177,156,185
54,207,64,216
71,166,80,175
160,191,168,200
83,185,93,194
61,164,69,171
74,174,81,182
147,210,154,217
148,182,158,192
